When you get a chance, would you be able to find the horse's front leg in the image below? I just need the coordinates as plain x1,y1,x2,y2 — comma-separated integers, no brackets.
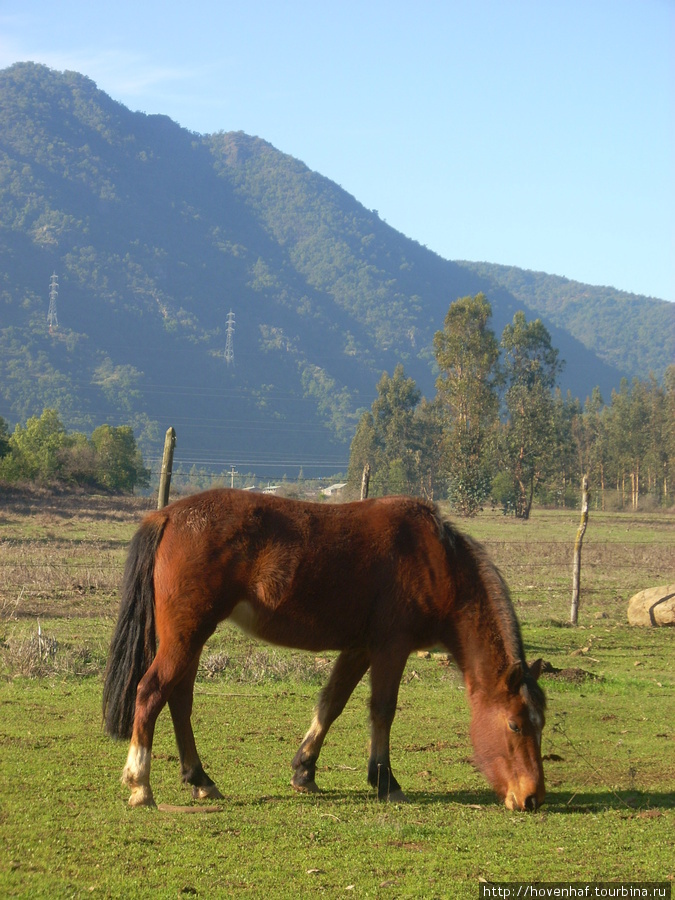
368,647,409,802
168,657,223,801
291,649,369,793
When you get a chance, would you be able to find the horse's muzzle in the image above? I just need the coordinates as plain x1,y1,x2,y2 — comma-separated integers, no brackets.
524,793,539,811
505,788,544,811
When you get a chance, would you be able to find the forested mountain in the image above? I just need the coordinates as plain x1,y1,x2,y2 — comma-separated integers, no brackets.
1,62,672,477
455,262,671,381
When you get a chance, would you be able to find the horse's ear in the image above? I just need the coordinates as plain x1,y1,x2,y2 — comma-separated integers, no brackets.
528,658,543,681
504,661,524,693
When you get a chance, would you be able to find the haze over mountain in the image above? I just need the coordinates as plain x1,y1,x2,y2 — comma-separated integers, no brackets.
1,63,672,477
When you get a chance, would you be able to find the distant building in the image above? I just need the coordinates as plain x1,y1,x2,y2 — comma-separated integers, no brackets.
321,483,347,497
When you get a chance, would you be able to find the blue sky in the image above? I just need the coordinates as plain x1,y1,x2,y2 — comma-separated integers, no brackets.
1,0,673,301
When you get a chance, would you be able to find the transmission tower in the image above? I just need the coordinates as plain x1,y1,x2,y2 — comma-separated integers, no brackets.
47,273,59,332
224,309,235,366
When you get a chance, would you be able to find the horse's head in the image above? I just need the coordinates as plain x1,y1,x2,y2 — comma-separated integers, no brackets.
469,658,546,811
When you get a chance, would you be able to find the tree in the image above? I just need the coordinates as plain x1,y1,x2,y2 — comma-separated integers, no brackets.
434,294,500,515
602,376,670,509
370,364,422,495
501,312,561,393
412,397,446,500
90,424,150,492
549,390,582,507
642,374,671,505
603,379,641,509
579,387,608,508
0,416,10,460
1,408,70,482
0,409,150,493
499,312,563,519
60,432,99,486
664,365,675,502
347,411,376,488
347,365,424,496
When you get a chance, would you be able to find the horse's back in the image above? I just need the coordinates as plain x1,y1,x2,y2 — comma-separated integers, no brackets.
149,490,450,652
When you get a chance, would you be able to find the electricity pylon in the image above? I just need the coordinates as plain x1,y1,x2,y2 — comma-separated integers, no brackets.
225,309,235,366
47,273,59,332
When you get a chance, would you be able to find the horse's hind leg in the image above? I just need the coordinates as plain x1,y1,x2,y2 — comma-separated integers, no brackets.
368,647,409,802
168,656,223,800
291,649,369,793
122,634,207,807
122,648,180,807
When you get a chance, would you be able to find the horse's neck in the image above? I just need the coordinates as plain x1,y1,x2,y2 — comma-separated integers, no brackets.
449,581,515,697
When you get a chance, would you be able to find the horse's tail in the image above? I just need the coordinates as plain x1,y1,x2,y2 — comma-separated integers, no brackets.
102,514,168,740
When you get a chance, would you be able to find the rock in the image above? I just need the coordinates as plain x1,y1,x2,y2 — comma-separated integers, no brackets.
627,584,675,627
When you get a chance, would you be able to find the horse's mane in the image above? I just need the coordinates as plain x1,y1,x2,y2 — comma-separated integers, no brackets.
435,509,546,710
427,506,516,641
429,506,543,692
439,512,546,710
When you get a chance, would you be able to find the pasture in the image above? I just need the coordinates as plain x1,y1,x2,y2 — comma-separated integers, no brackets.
0,487,673,898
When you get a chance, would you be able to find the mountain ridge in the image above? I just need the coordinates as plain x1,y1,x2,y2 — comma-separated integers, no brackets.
1,62,672,476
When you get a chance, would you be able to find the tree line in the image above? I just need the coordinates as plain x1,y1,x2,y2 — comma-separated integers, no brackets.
0,408,150,493
347,294,674,517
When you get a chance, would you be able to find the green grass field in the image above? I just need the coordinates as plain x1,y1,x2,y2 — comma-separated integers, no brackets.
0,489,673,898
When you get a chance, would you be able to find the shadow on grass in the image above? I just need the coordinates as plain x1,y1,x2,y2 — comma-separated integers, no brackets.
218,787,675,814
406,787,675,813
543,789,675,813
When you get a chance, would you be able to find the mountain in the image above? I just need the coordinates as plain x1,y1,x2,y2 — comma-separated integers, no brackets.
454,262,671,382
1,62,672,478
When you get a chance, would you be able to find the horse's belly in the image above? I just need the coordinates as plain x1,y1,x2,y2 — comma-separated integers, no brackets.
228,601,261,638
226,599,361,652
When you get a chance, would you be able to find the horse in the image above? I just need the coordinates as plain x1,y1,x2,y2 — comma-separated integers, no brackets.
103,488,546,811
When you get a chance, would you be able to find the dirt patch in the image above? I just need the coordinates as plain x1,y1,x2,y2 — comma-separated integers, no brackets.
540,660,601,683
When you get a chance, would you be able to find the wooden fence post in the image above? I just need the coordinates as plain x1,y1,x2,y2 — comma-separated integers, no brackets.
570,474,590,625
157,427,176,510
360,463,371,500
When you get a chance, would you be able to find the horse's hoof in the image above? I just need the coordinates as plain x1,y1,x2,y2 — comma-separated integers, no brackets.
385,789,409,804
128,785,156,808
192,784,224,801
291,776,320,794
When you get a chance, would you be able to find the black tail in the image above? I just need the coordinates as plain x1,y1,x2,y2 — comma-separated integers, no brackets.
102,515,167,740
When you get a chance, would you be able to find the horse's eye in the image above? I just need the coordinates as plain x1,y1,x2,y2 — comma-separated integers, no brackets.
508,721,521,733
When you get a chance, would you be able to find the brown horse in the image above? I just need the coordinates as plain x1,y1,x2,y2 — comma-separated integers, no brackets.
103,489,546,810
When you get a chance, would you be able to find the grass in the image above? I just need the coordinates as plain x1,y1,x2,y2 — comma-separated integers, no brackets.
0,666,672,898
0,488,673,898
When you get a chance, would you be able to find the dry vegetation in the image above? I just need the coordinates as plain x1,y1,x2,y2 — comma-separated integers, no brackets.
0,485,148,616
0,485,673,679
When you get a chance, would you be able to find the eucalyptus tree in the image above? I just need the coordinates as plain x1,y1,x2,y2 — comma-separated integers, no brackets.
347,364,423,496
641,373,672,505
433,294,501,515
347,411,376,489
602,375,672,509
664,365,675,501
549,390,583,507
580,387,609,508
499,312,563,519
